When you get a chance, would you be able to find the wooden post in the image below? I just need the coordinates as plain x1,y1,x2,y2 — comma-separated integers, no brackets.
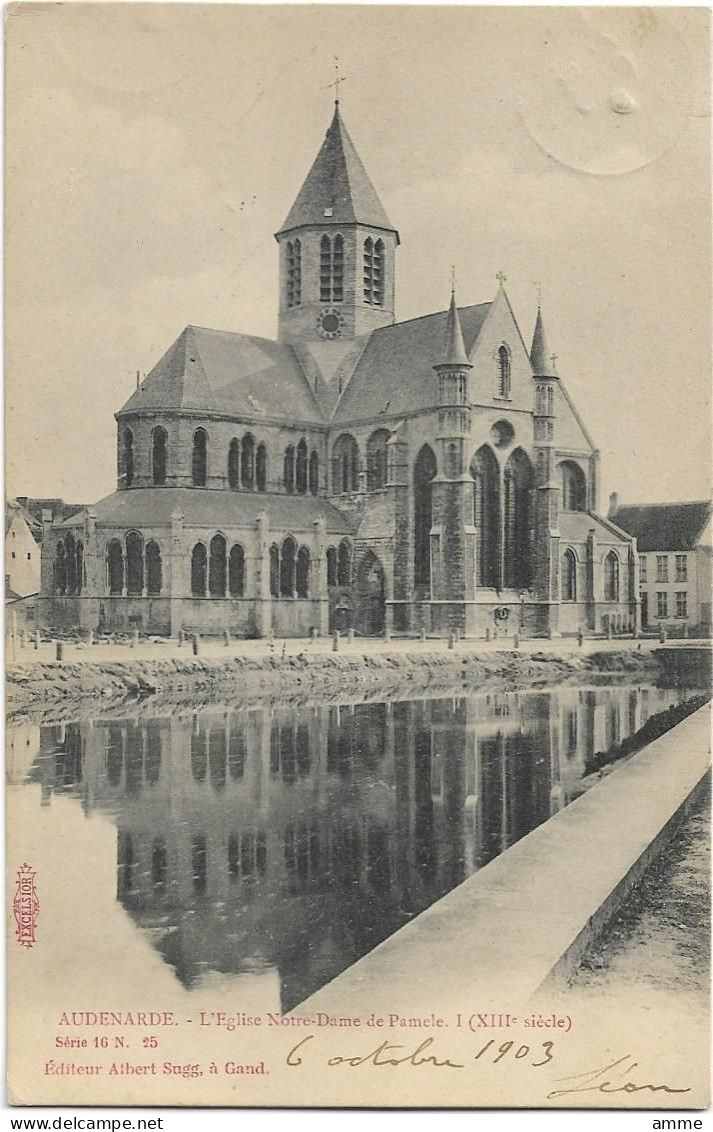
223,629,231,647
34,631,40,650
131,629,139,648
420,627,426,642
513,633,519,649
347,628,355,643
192,633,200,655
55,641,64,662
332,630,340,652
447,633,455,650
577,629,584,648
178,629,185,648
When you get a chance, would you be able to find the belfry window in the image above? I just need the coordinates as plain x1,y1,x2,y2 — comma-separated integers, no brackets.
498,346,511,398
256,444,267,492
309,450,319,495
192,429,207,487
320,234,343,303
364,238,384,305
228,439,240,489
414,446,437,588
286,239,302,308
123,429,134,487
562,549,577,602
229,544,245,597
296,440,308,495
241,433,255,490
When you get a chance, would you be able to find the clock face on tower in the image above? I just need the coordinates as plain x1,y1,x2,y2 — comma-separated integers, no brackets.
317,309,345,339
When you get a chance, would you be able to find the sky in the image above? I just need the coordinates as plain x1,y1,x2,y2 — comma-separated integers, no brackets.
5,4,711,505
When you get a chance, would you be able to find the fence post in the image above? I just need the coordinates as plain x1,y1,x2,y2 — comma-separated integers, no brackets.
577,629,584,648
192,633,200,655
448,632,455,650
513,633,519,649
332,630,340,652
420,627,427,642
55,641,64,662
178,629,185,648
223,629,231,647
130,629,139,648
34,630,40,650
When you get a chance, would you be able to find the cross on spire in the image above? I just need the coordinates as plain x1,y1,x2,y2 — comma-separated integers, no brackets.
328,56,349,105
496,270,507,287
550,353,558,369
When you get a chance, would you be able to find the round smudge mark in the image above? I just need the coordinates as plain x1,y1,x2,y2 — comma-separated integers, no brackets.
517,9,692,176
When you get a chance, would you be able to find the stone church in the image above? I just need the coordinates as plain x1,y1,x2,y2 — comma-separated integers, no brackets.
39,101,639,639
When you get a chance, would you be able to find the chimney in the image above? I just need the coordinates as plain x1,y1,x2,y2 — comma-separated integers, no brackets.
608,492,618,518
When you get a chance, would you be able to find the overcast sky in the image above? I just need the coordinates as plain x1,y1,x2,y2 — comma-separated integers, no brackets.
6,4,710,506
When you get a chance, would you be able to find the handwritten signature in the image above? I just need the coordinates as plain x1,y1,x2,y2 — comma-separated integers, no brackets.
547,1055,691,1100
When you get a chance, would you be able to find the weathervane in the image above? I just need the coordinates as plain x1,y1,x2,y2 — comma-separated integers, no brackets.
328,56,349,105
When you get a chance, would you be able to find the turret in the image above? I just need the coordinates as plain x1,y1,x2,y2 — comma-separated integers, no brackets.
434,290,472,479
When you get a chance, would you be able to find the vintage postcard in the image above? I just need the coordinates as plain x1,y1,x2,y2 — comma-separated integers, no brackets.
5,3,711,1112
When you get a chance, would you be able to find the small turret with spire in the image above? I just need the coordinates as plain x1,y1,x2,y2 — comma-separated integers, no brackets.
434,283,472,478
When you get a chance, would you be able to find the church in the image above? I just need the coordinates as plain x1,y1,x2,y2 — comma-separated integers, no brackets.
39,100,639,640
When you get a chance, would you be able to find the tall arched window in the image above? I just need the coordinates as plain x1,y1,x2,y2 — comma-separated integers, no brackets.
326,546,337,587
228,439,240,489
503,448,533,590
192,428,207,486
286,238,302,308
337,540,352,587
363,237,373,303
560,461,587,512
55,541,67,594
332,434,359,493
241,433,255,490
209,534,227,597
146,541,162,595
373,239,384,305
562,549,577,602
151,427,168,485
320,234,343,303
284,445,295,494
75,540,84,594
126,531,144,595
280,537,296,598
296,439,308,495
604,552,620,602
65,532,77,595
309,450,319,495
107,540,123,595
296,547,310,598
229,544,245,597
191,543,207,597
256,443,267,492
414,445,437,587
472,447,500,587
366,429,390,490
498,345,511,398
269,545,279,598
124,429,134,487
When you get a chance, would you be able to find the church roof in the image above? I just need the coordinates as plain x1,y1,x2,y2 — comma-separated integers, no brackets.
118,326,323,423
436,292,470,367
333,303,490,423
530,307,557,377
611,501,712,552
55,488,352,536
276,105,398,239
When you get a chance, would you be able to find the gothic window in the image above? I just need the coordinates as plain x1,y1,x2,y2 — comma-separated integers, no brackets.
472,446,500,588
192,428,207,487
229,544,245,597
191,542,207,597
55,540,67,595
560,461,587,511
503,449,533,590
146,540,162,595
413,445,437,587
366,429,389,490
241,433,255,490
284,445,295,494
126,531,144,595
309,450,319,495
256,443,267,492
363,237,373,303
498,345,511,398
209,533,227,597
337,540,352,587
151,427,168,486
604,552,620,602
320,234,343,303
296,547,310,598
562,549,577,602
332,433,359,493
326,546,337,587
286,238,302,308
269,545,279,598
75,540,84,594
107,539,123,595
296,439,308,495
373,239,384,305
280,537,296,598
228,439,240,489
123,429,134,487
65,532,77,595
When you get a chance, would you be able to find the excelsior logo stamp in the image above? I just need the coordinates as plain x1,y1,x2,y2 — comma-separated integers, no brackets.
14,863,39,949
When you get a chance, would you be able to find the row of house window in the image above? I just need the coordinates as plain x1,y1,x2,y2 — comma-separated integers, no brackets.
560,549,621,603
53,532,85,595
639,554,688,585
123,428,270,491
655,592,688,619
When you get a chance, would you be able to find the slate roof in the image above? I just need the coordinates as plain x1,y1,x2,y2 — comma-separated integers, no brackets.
611,501,712,552
438,292,470,367
530,307,557,377
333,303,491,423
119,326,323,422
276,105,397,238
55,488,352,536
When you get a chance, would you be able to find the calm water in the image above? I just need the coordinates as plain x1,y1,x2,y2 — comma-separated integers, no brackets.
7,682,702,1011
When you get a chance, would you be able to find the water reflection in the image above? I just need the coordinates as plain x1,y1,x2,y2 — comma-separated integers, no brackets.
19,683,693,1011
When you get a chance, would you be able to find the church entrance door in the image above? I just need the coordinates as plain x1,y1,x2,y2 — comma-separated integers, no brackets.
355,552,386,636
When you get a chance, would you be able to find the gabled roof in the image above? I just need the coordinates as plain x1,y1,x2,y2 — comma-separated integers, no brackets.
333,303,491,423
118,326,324,423
276,105,397,239
611,501,712,552
5,500,41,537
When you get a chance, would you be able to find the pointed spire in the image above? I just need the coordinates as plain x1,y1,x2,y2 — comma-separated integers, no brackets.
277,106,398,240
530,305,558,377
439,289,470,367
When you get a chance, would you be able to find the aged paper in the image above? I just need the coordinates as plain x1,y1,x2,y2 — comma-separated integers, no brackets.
5,3,711,1112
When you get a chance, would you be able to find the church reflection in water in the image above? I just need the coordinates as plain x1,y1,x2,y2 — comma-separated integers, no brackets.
30,683,687,1010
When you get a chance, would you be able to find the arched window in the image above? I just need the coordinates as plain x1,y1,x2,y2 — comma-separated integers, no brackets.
151,427,168,486
126,531,144,595
363,237,373,303
284,445,295,494
55,541,67,595
296,439,308,495
228,439,240,489
191,543,207,597
280,537,296,598
209,533,227,597
332,434,359,493
320,234,343,303
192,428,207,486
107,539,123,595
332,234,344,302
366,429,390,490
309,450,319,495
326,546,337,587
124,429,134,487
229,544,245,597
146,540,162,595
256,443,267,492
296,547,310,598
472,447,500,587
503,448,533,590
286,238,302,308
373,239,384,305
562,549,577,602
269,545,279,598
414,445,437,587
65,532,77,595
498,345,511,398
241,433,255,490
604,552,620,602
560,461,587,512
75,540,84,594
337,540,352,587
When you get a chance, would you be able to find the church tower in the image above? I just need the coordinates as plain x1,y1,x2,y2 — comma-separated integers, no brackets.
275,102,399,346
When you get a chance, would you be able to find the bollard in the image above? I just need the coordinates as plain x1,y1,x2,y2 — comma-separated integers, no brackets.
420,627,427,642
513,633,519,649
485,627,491,642
659,626,667,644
55,641,64,662
192,633,200,656
34,630,40,650
86,629,94,646
282,642,287,658
448,632,455,650
130,629,139,648
332,630,340,652
178,629,185,648
577,629,584,648
310,626,318,643
223,629,231,647
384,627,391,643
348,628,355,643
